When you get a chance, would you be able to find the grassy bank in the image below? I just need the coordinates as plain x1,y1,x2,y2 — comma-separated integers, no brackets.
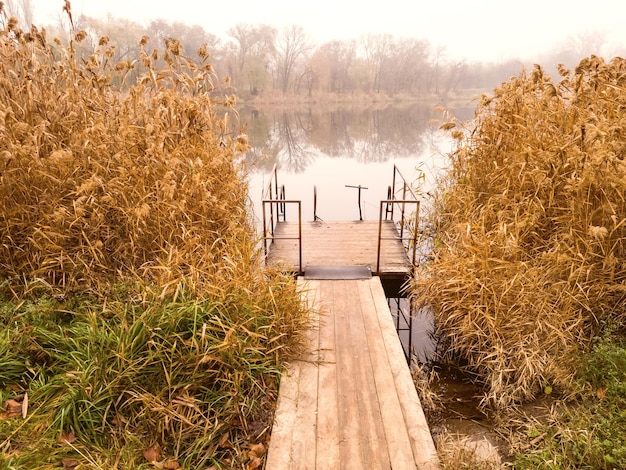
0,10,307,469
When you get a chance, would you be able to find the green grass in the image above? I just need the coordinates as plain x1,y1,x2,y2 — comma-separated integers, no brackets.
513,333,626,469
0,275,307,468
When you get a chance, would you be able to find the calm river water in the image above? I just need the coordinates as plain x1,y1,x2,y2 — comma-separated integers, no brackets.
240,100,475,361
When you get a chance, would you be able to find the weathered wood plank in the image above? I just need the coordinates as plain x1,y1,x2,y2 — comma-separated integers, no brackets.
266,221,411,276
368,278,440,469
314,281,339,469
331,280,366,468
290,280,320,469
357,279,416,468
265,361,302,469
350,279,392,468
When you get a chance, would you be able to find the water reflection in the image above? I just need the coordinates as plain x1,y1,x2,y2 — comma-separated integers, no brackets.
241,102,473,221
241,102,455,173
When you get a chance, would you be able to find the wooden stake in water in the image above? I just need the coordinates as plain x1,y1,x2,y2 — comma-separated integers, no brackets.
345,185,368,221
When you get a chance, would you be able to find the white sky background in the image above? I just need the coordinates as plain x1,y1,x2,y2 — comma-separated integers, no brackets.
24,0,626,62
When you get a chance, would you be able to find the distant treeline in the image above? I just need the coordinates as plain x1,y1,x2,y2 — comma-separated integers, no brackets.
9,6,625,100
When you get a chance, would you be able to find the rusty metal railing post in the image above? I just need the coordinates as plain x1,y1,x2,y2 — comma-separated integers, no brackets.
400,182,407,240
279,184,286,222
378,199,420,273
298,201,303,274
262,201,268,257
377,201,385,274
391,165,398,220
345,184,368,221
412,201,420,267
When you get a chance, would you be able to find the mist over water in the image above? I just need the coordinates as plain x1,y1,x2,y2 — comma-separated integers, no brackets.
244,102,473,223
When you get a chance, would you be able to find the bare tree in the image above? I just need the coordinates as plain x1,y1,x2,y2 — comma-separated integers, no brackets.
273,25,312,94
359,33,393,93
227,24,276,94
310,40,356,93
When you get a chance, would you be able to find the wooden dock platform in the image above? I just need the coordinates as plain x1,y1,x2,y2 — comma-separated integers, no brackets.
265,277,440,469
265,220,412,279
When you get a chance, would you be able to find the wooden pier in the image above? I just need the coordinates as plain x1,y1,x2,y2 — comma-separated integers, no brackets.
265,277,439,469
262,164,439,468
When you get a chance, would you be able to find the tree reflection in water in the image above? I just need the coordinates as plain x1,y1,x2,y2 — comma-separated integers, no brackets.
241,101,474,221
241,102,470,172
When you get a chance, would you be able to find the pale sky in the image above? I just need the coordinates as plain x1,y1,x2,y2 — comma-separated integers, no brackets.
23,0,626,62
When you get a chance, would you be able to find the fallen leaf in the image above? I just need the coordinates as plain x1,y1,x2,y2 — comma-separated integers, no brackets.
597,387,607,400
62,458,79,470
217,432,229,448
143,445,161,462
248,420,267,440
162,459,180,469
60,430,77,445
4,399,23,418
248,442,265,459
247,456,261,470
111,413,128,427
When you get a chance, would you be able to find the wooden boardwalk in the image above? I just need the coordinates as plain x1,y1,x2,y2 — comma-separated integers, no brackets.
265,220,412,278
265,277,440,469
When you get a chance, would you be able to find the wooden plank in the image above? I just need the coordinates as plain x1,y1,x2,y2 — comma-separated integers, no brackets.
266,280,320,470
330,280,366,468
291,362,318,468
265,361,302,469
368,278,440,469
356,278,417,468
348,279,391,468
290,280,320,469
314,280,340,469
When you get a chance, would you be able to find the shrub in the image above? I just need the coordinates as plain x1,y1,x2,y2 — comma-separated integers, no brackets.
0,10,308,468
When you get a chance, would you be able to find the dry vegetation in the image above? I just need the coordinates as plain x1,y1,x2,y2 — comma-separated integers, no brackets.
0,6,307,469
412,56,626,409
0,12,248,294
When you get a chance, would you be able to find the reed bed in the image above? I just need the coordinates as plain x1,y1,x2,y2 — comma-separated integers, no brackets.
0,6,251,294
0,8,308,469
411,56,626,409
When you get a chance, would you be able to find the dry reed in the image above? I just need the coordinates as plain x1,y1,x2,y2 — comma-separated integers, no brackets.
412,57,626,408
0,13,250,295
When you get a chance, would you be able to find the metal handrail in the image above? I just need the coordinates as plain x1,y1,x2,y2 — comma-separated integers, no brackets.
261,164,303,274
376,199,420,273
377,165,421,273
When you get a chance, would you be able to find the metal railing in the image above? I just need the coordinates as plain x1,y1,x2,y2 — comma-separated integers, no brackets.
261,164,303,274
376,165,420,273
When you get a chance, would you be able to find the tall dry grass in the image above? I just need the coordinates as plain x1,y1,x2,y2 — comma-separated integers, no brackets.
412,57,626,408
0,12,250,295
0,9,308,468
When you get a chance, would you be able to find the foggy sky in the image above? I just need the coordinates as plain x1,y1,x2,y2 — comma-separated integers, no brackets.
25,0,626,62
